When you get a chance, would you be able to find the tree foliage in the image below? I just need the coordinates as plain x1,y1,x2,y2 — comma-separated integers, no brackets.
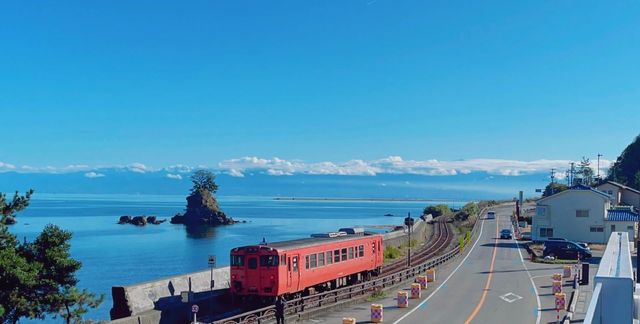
0,191,103,324
542,182,568,197
190,170,219,194
576,157,594,186
0,190,33,224
608,134,640,190
423,204,452,217
454,202,479,222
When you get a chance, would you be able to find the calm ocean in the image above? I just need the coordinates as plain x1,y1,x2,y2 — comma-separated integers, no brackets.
10,194,455,322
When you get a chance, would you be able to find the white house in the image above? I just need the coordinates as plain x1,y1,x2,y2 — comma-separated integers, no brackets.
596,181,640,210
534,185,640,243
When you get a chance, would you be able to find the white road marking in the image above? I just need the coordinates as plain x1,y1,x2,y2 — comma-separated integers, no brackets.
512,224,542,324
394,216,487,323
500,292,523,303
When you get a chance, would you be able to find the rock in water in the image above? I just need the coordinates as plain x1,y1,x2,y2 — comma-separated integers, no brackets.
118,215,132,224
131,216,147,226
2,216,17,225
173,189,234,226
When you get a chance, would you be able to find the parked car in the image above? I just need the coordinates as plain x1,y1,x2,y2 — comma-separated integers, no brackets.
500,229,512,239
486,211,496,219
543,240,592,260
547,237,590,250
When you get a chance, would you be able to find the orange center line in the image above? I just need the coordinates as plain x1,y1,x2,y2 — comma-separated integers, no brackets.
464,216,499,324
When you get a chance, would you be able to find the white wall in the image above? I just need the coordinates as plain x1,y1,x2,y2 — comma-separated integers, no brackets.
534,190,610,243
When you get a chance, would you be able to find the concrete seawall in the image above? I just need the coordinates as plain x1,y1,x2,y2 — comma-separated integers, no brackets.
110,267,230,321
110,217,432,323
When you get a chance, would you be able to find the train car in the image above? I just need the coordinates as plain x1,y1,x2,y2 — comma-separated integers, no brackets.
230,234,383,302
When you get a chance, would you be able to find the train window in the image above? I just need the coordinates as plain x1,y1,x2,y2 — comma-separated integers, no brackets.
248,257,257,269
260,255,279,267
327,251,333,264
305,255,310,269
359,245,364,257
281,255,287,265
292,257,298,272
341,248,347,261
231,255,244,267
348,247,354,260
318,252,325,267
334,249,340,263
310,254,317,268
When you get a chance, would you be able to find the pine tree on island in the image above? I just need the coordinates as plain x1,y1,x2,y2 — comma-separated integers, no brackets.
170,170,235,225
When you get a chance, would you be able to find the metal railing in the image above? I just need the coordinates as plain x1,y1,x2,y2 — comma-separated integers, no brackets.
213,209,485,324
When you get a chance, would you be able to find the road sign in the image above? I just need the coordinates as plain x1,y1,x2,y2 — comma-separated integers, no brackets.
208,255,216,267
192,304,199,313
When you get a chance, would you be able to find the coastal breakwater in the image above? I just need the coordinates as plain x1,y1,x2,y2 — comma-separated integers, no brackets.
110,218,430,323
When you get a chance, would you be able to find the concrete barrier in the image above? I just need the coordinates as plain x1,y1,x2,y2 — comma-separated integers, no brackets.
110,266,230,320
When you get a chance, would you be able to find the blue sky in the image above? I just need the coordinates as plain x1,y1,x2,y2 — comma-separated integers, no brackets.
1,1,639,170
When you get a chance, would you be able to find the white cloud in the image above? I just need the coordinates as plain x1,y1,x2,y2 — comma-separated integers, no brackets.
84,172,105,178
166,173,183,180
0,162,16,171
226,169,245,177
128,162,147,173
217,156,613,177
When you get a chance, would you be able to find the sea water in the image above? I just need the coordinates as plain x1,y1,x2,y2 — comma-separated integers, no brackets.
9,194,453,321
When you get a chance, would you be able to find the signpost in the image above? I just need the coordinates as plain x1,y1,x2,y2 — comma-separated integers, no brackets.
208,255,216,289
192,304,199,324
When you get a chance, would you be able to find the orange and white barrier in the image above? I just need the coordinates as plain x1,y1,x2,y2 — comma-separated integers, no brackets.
410,283,422,299
555,292,566,310
371,304,383,323
552,280,562,294
563,265,572,278
417,275,428,289
397,291,409,308
426,268,436,282
343,318,357,324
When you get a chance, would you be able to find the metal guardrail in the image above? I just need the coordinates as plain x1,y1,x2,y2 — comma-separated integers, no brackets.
213,208,485,324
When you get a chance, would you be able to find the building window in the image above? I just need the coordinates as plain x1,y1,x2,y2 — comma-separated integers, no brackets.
576,210,589,217
590,226,604,233
539,228,553,237
628,226,634,231
611,225,616,232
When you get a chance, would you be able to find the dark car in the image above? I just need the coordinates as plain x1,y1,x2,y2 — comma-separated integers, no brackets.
547,237,589,249
500,229,512,239
543,240,592,260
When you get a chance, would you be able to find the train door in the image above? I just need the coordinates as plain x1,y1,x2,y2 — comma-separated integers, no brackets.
246,255,260,294
287,254,300,292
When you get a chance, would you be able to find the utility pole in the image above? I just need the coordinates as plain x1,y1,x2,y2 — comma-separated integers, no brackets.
569,162,576,186
597,154,603,181
550,169,556,195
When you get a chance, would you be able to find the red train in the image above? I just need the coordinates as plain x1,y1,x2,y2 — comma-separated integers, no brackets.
230,234,384,301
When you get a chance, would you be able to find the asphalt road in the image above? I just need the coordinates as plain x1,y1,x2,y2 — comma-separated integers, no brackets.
393,204,540,324
308,204,589,324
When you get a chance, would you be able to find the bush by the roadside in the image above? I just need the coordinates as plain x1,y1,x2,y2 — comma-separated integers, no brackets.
423,204,452,217
384,245,401,261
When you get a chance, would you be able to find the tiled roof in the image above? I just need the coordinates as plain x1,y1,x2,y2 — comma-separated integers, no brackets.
607,209,640,222
568,184,613,199
603,181,640,195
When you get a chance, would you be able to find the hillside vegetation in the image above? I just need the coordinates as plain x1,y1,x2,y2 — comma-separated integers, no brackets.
608,134,640,190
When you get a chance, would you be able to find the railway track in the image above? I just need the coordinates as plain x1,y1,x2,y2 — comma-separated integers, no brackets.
212,216,459,324
381,216,453,275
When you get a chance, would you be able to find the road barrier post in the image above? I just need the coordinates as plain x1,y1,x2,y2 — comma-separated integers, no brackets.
397,291,409,308
371,304,383,323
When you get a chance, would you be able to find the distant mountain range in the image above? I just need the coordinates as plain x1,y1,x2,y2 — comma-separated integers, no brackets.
0,169,551,200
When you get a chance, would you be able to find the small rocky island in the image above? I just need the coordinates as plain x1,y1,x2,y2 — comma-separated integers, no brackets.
170,169,237,226
118,215,166,226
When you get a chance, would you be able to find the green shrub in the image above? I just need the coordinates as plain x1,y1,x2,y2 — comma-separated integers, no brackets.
423,204,452,217
384,246,401,260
